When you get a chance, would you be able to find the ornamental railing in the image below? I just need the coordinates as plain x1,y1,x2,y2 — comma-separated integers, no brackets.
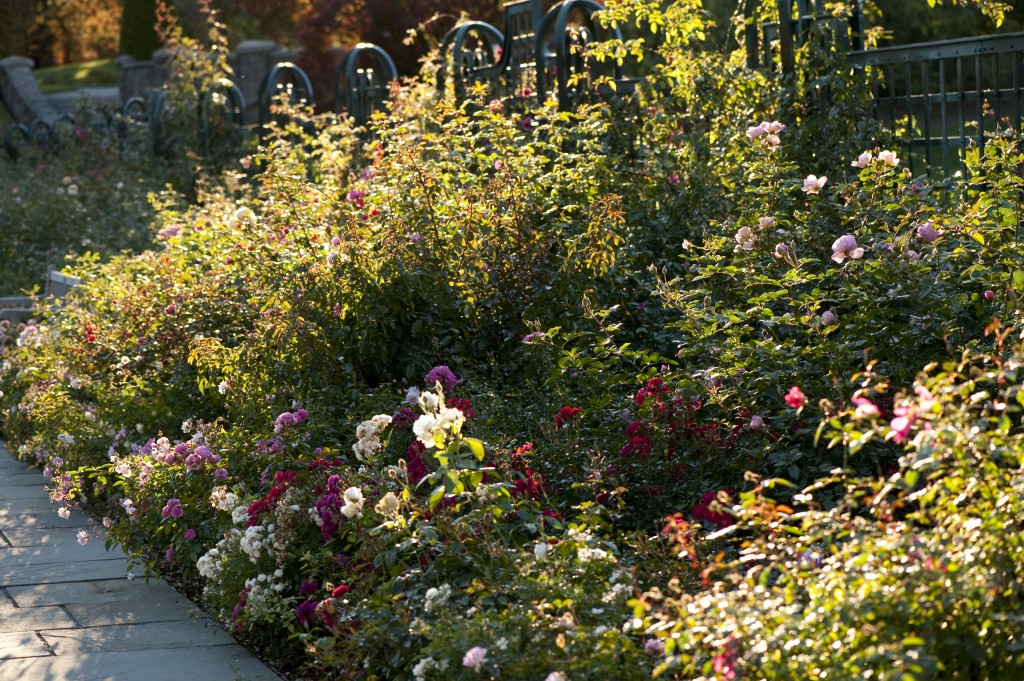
848,32,1024,178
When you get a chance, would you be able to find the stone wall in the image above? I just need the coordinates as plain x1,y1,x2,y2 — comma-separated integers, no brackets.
0,56,60,124
116,41,301,123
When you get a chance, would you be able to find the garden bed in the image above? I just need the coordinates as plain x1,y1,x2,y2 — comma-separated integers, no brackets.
1,2,1023,679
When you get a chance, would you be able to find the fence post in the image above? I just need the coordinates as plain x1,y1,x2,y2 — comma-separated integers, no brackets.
744,0,760,70
777,0,794,74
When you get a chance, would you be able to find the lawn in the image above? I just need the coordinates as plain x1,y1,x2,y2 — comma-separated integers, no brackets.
33,58,117,94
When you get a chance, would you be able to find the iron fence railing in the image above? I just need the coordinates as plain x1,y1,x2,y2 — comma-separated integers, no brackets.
848,32,1024,178
5,0,1020,183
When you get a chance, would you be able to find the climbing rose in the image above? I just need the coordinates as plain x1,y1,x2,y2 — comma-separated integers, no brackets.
735,226,755,250
555,406,581,428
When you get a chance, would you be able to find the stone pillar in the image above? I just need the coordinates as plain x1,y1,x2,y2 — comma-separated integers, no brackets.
232,40,279,123
116,51,170,101
0,56,59,124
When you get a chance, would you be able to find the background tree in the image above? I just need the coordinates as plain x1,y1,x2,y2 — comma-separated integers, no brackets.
0,0,121,65
121,0,162,59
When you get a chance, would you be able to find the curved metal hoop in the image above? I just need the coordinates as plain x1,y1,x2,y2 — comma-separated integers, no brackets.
121,97,148,121
536,0,622,111
28,119,53,144
258,62,315,132
3,123,29,158
201,78,246,154
438,22,505,100
335,43,399,126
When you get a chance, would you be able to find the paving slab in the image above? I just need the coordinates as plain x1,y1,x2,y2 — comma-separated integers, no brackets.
0,539,118,563
41,619,239,654
0,646,281,681
64,597,197,627
0,526,113,548
0,440,283,679
0,602,77,634
0,508,90,528
0,557,131,588
0,631,51,660
0,483,55,500
0,471,48,486
7,578,183,608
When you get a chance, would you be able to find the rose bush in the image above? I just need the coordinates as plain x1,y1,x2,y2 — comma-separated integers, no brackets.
2,0,1023,678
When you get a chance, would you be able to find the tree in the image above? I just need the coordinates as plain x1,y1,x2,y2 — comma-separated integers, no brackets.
121,0,162,59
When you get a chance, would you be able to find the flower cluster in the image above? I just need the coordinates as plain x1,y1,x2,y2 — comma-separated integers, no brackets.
554,406,581,429
735,226,756,250
690,489,735,529
274,408,309,433
412,390,466,450
850,149,899,168
746,120,786,149
423,365,463,393
353,413,391,461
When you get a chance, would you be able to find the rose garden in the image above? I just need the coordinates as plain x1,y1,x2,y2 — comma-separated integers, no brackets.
1,0,1024,679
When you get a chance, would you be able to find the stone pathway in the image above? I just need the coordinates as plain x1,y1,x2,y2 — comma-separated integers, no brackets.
0,442,282,680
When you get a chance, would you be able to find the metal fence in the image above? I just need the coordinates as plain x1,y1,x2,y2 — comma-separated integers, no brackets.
848,33,1024,178
7,0,1020,181
747,0,1024,180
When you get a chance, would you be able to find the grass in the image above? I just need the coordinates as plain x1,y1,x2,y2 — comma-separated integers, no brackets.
33,59,117,95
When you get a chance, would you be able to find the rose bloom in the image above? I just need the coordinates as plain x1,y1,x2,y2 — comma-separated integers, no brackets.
916,221,940,244
784,386,806,409
851,150,873,168
462,646,488,672
831,234,864,263
820,309,838,325
878,149,899,166
735,226,755,250
802,174,827,194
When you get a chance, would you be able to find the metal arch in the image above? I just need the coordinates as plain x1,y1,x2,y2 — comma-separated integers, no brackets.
150,89,168,156
3,123,29,159
202,78,245,126
258,62,315,132
334,43,399,126
437,22,505,100
536,0,622,111
121,96,148,121
53,113,77,141
28,119,53,144
201,77,246,155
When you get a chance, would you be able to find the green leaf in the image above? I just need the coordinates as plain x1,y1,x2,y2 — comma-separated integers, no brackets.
428,485,445,511
902,636,925,646
465,437,485,461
